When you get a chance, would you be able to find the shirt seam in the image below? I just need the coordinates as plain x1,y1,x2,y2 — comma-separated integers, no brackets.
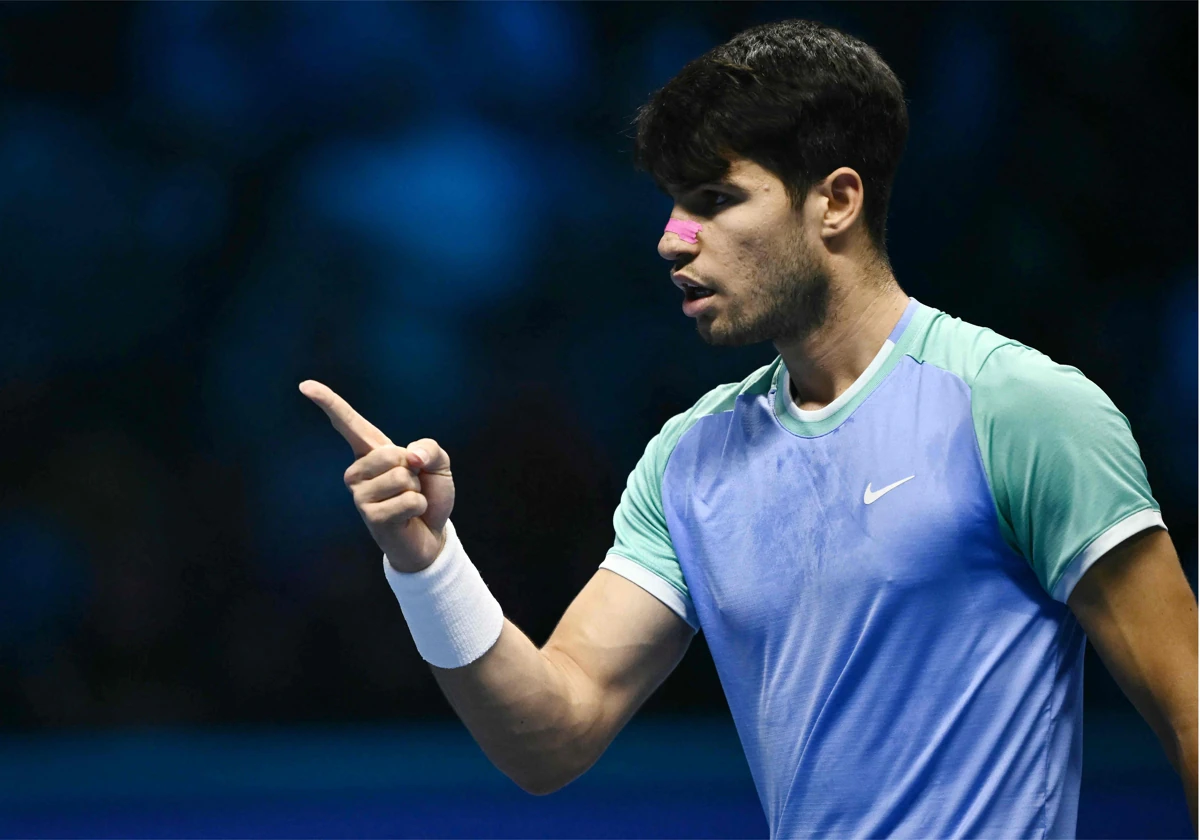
969,339,1026,385
955,354,1028,563
658,406,740,628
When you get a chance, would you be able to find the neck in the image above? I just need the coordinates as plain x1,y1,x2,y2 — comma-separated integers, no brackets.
775,266,909,411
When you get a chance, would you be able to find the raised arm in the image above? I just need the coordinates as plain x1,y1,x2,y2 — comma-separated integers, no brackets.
434,569,693,794
300,379,694,795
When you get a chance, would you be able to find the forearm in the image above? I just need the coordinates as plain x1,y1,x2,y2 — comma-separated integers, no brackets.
1170,721,1197,830
381,520,610,795
431,618,602,795
303,403,636,795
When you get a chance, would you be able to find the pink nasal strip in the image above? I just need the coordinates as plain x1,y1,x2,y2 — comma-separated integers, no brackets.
665,219,702,244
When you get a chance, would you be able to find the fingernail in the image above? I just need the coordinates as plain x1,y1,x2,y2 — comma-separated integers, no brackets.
410,447,429,465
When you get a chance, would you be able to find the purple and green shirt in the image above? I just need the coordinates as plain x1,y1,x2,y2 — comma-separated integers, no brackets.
601,299,1163,838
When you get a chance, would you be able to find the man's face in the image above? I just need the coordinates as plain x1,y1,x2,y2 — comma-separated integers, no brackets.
658,159,829,347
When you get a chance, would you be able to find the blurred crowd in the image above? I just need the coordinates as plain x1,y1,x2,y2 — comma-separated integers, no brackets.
0,2,1194,728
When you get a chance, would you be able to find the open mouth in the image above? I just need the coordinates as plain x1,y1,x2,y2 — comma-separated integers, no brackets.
677,278,715,301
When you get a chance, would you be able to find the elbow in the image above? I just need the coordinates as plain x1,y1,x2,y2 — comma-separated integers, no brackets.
506,648,607,796
516,776,566,797
501,748,590,792
510,766,573,796
510,747,597,795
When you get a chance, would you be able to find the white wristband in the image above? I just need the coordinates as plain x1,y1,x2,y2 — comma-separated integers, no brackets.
382,519,504,669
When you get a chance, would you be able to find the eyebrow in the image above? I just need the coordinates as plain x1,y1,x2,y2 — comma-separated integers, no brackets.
671,179,740,199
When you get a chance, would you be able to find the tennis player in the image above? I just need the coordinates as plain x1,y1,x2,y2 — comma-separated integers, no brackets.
301,19,1197,838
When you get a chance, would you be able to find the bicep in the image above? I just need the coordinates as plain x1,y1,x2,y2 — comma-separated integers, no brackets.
542,568,694,736
1068,528,1198,742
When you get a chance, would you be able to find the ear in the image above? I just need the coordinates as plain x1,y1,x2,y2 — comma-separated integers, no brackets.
815,167,865,241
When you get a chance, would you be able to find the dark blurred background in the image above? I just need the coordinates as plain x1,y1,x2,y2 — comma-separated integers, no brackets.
0,2,1195,837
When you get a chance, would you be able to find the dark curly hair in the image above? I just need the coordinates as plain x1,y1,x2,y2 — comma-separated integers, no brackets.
635,19,909,253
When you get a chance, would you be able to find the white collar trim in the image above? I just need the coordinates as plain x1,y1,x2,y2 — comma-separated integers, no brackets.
781,337,896,423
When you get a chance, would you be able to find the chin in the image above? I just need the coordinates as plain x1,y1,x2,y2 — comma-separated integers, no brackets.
695,317,721,346
697,320,759,348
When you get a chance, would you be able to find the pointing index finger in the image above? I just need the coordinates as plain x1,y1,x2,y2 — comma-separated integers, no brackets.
299,380,393,457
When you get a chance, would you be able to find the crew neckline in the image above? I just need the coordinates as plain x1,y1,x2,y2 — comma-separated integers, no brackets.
771,298,927,437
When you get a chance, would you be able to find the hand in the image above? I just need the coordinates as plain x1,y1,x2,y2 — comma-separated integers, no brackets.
298,380,454,573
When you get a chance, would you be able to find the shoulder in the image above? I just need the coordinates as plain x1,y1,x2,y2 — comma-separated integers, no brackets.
971,341,1117,433
910,306,1110,417
649,358,780,459
906,306,1024,387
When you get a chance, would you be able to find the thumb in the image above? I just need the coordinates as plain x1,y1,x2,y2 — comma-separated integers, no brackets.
406,438,454,539
405,438,451,475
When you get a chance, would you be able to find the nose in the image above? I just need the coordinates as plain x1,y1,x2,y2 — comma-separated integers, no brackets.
658,214,701,262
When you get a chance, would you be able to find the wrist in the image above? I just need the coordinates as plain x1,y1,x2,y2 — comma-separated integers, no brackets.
384,526,448,575
382,519,504,669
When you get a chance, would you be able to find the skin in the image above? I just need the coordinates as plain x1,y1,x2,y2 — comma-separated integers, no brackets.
658,158,908,410
300,158,1198,820
1067,528,1198,825
297,378,692,795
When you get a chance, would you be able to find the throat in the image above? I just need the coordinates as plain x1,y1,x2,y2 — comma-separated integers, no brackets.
780,291,912,411
788,376,835,413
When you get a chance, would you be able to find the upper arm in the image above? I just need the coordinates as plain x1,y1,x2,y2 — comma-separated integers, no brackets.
972,344,1196,806
538,410,700,748
542,568,694,741
971,344,1163,601
1068,528,1197,754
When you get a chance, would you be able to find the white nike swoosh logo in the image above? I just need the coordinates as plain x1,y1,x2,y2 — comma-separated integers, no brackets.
863,475,915,505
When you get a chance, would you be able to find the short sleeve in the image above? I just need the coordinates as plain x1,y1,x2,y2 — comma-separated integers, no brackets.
971,344,1165,602
601,426,699,630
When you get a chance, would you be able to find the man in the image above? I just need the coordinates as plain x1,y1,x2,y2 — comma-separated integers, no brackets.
301,19,1197,838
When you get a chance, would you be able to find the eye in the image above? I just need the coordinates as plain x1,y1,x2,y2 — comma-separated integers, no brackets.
683,189,731,215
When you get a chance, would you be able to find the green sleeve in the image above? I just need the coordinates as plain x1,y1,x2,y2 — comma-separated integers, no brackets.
971,344,1164,602
600,362,776,630
602,415,698,629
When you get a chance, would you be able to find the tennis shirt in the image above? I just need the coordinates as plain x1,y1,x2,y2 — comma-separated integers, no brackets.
600,298,1164,839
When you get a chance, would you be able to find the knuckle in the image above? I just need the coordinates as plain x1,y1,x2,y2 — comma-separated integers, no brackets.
410,437,448,467
389,494,423,522
395,465,420,490
434,442,451,466
401,491,429,516
362,491,426,527
374,468,401,495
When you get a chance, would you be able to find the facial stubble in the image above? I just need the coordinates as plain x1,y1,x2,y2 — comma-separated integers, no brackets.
697,232,830,347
